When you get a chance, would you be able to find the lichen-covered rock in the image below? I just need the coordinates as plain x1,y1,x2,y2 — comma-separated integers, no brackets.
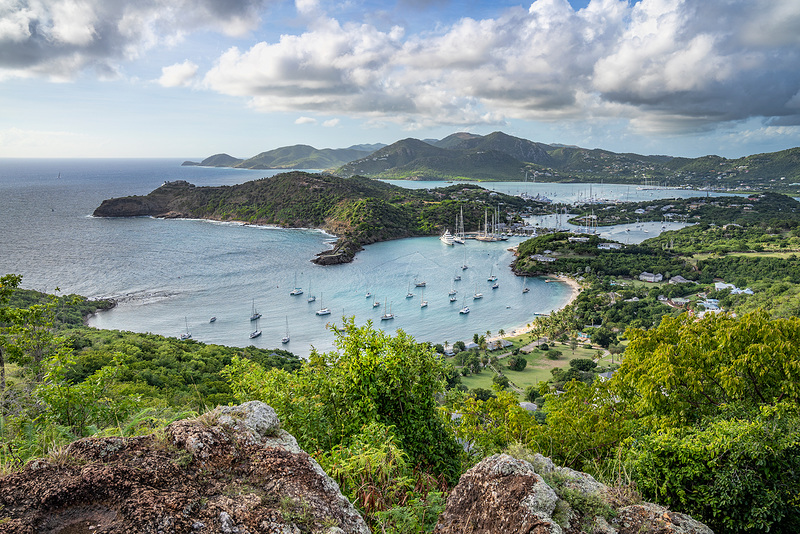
435,454,713,534
435,453,563,534
0,402,369,534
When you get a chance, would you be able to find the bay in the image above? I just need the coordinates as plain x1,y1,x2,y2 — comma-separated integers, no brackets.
1,159,726,356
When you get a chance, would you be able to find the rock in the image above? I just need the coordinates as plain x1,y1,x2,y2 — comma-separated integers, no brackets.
615,503,714,534
0,402,369,534
435,453,563,534
435,453,713,534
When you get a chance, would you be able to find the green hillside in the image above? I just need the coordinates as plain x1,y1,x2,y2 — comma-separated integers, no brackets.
236,144,371,170
93,172,544,264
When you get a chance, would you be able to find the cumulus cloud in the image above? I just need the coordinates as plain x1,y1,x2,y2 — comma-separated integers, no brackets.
198,0,800,135
295,116,317,124
0,0,273,80
158,60,198,87
323,118,340,127
5,0,800,137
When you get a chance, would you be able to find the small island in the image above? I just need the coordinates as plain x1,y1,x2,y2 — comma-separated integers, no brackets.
93,171,546,264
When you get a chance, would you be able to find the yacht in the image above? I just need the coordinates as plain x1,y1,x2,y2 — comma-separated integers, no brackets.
454,274,461,281
459,305,470,314
440,229,455,246
209,316,216,323
420,289,428,308
250,318,262,339
316,293,331,316
290,272,303,295
281,316,290,344
180,317,192,340
473,284,483,299
492,282,499,289
405,283,414,299
381,300,394,320
250,299,261,321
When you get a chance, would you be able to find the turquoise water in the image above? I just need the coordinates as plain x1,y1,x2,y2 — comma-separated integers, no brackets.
0,159,726,357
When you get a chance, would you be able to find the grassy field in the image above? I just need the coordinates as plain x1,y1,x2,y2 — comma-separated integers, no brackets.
455,340,606,397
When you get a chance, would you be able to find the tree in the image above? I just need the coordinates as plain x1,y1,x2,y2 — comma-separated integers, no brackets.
454,340,466,352
569,337,578,355
590,327,616,349
492,374,510,390
615,310,800,427
569,358,596,372
508,356,528,372
223,318,465,482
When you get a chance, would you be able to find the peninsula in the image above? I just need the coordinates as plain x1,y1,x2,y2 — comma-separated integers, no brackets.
92,171,543,264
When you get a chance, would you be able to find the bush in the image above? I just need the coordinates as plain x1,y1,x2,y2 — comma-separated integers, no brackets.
569,358,597,372
470,388,495,401
539,343,549,351
630,404,800,533
545,349,562,360
492,374,510,390
507,356,528,372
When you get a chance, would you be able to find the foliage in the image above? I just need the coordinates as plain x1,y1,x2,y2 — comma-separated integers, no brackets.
569,358,597,372
373,492,446,534
507,355,527,371
223,318,464,482
615,310,800,428
630,403,800,533
444,390,537,460
529,380,633,471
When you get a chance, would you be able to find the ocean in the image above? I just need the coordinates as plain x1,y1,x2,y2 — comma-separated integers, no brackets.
0,159,715,356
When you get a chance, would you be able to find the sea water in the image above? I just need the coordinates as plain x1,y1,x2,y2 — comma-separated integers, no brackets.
0,159,726,357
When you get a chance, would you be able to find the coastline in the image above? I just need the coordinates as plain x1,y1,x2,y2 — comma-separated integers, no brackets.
488,275,581,344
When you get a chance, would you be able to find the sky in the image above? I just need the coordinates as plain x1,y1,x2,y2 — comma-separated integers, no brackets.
1,0,800,160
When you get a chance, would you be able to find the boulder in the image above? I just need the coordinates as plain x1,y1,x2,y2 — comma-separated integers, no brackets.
0,401,369,534
435,453,713,534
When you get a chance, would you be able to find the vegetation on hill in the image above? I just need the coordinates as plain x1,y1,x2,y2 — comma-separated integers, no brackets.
93,172,547,264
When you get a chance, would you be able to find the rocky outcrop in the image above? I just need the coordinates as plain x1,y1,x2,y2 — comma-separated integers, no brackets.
0,401,369,534
435,453,713,534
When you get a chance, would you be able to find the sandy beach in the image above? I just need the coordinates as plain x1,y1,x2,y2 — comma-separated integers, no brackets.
488,275,582,344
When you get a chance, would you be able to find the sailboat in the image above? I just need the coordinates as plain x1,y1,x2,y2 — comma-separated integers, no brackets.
473,284,483,300
453,206,466,244
420,288,428,308
290,272,303,295
459,297,470,314
522,277,530,293
414,277,426,287
381,299,394,320
449,282,457,296
307,284,316,303
281,316,290,344
405,283,414,299
373,298,380,308
461,248,468,270
316,293,331,315
488,266,497,282
180,317,192,340
250,299,261,321
249,317,261,339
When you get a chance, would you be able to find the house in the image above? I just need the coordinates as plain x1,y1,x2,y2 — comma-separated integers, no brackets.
669,275,693,284
639,272,663,283
568,236,590,243
597,243,622,250
531,254,556,263
715,282,735,291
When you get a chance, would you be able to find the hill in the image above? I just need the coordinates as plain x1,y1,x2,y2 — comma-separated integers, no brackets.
182,132,800,192
181,153,244,167
92,172,543,264
236,144,372,170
